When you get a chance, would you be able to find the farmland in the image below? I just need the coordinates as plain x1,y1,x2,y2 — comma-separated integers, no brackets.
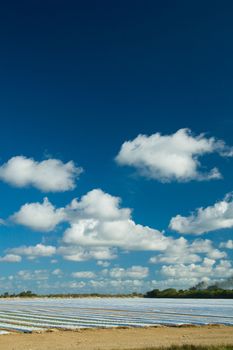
0,297,232,334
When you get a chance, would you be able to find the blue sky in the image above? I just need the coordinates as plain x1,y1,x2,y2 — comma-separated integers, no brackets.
0,1,233,293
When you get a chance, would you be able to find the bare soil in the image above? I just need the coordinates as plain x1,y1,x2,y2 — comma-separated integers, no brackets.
0,325,232,350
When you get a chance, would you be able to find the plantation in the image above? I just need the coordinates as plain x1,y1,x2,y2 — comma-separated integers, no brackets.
0,297,232,334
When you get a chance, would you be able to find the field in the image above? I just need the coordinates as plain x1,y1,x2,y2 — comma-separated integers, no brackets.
0,297,232,334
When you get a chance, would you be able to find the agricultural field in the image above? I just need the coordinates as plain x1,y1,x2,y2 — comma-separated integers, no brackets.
0,298,232,334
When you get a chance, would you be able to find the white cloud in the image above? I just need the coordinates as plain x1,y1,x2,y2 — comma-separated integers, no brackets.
188,239,226,259
107,266,149,280
150,277,210,290
8,188,188,265
52,269,63,276
149,237,226,265
170,193,233,234
17,269,49,281
58,246,117,262
0,218,5,225
67,189,130,220
65,281,86,289
0,254,21,262
71,271,96,279
149,238,200,264
51,259,58,264
97,260,110,267
161,259,233,280
11,198,65,231
116,128,233,182
87,278,145,292
9,244,56,258
63,189,171,251
9,189,172,254
0,156,82,192
63,220,170,251
220,240,233,249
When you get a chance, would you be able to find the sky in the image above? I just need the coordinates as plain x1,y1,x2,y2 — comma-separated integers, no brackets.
0,0,233,294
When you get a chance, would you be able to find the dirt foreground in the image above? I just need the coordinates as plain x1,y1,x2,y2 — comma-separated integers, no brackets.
0,326,232,350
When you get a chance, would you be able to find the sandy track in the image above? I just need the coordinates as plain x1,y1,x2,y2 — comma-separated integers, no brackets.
0,326,233,350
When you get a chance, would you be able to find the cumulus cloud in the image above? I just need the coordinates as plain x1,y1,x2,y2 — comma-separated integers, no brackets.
63,189,171,251
11,198,65,231
71,271,96,279
0,156,82,192
106,266,149,280
58,246,117,262
149,238,226,264
220,240,233,249
161,259,233,280
116,128,233,182
170,193,233,234
0,254,21,262
67,189,131,220
9,244,56,259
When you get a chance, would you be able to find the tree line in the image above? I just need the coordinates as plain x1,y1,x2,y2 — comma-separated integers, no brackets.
0,291,142,298
144,287,233,298
1,287,233,299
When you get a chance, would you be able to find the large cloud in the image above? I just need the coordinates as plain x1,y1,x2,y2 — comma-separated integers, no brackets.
11,198,65,231
0,156,82,192
62,189,171,251
116,128,233,182
170,193,233,234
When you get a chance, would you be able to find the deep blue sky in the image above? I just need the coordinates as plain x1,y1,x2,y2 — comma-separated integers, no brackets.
0,1,233,293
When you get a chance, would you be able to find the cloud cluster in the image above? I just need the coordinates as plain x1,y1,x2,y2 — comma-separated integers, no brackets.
9,188,232,273
1,129,233,292
149,237,226,265
170,193,233,234
0,156,82,192
17,269,49,281
116,128,233,182
161,259,233,280
62,189,171,251
11,189,172,260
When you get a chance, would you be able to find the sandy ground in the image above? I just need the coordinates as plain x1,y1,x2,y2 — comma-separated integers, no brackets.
0,326,232,350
